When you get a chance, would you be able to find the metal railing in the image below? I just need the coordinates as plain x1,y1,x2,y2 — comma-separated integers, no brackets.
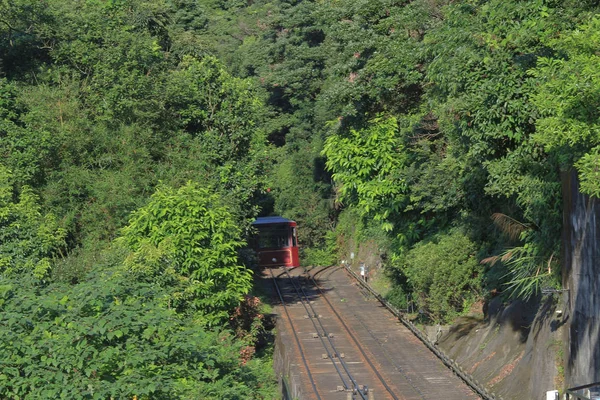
565,382,600,400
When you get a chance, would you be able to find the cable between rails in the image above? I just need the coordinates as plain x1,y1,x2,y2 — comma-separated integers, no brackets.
282,269,350,390
282,268,369,400
269,268,322,400
302,267,401,400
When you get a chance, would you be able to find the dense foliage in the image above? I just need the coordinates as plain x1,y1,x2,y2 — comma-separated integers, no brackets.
0,166,66,280
118,182,253,325
2,0,600,395
0,273,273,399
0,0,277,397
392,230,482,322
213,0,599,320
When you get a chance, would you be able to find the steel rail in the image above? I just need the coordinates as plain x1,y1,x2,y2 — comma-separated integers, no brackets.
278,268,352,392
282,268,369,400
269,268,322,400
319,266,427,399
303,267,401,400
312,264,343,281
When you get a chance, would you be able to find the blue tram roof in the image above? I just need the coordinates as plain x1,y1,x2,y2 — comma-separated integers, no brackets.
252,216,296,225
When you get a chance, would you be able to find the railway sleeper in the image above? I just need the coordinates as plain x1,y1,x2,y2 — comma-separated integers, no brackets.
311,332,334,338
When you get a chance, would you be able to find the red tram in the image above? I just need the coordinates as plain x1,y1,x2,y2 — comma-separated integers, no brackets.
251,216,299,268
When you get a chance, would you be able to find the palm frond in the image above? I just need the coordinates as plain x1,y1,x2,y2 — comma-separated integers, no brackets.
480,255,501,266
485,246,554,300
504,274,547,300
491,213,532,241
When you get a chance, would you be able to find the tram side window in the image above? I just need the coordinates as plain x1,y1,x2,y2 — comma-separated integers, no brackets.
292,227,297,247
258,227,289,249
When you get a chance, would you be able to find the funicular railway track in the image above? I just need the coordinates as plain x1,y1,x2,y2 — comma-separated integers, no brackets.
307,266,424,399
270,267,373,399
271,265,409,399
270,265,484,400
304,266,403,399
255,217,487,400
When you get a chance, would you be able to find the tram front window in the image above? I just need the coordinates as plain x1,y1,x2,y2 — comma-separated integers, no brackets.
258,227,289,249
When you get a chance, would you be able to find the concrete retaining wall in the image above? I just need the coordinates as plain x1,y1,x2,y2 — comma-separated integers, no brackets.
273,315,307,400
562,170,600,387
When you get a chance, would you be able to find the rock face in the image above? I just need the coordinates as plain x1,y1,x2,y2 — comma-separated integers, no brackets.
562,170,600,387
437,296,562,400
438,170,600,399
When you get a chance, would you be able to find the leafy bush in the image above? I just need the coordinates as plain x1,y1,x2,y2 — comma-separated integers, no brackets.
323,115,407,231
394,230,482,323
117,182,253,325
302,247,337,267
384,285,411,312
0,167,66,280
0,272,277,399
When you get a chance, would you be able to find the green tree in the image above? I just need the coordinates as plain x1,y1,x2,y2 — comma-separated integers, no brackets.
393,230,482,323
323,115,407,230
0,0,53,77
530,17,600,197
413,0,571,298
0,272,276,399
165,55,265,164
118,182,253,324
0,166,66,280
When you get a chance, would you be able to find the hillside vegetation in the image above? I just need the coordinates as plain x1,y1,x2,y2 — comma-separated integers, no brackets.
2,0,600,397
218,0,599,322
